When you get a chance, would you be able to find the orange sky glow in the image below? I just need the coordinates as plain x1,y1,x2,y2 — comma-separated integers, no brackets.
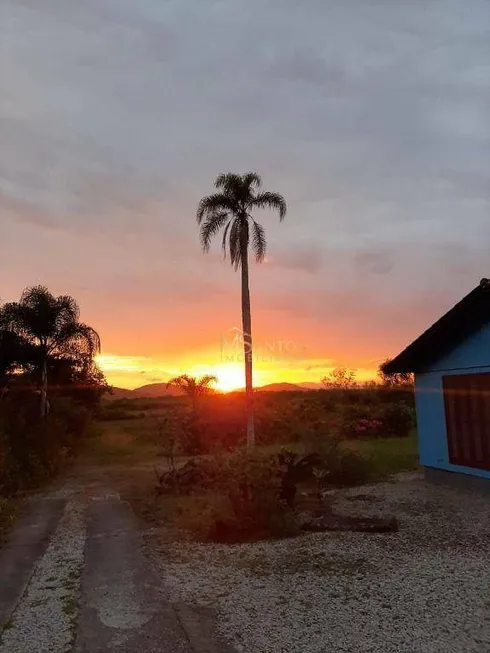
3,0,489,392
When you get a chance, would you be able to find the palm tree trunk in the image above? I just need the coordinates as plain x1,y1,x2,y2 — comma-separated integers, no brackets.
40,355,48,419
241,242,255,449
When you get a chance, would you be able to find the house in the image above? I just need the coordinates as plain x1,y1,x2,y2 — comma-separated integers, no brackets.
384,278,490,487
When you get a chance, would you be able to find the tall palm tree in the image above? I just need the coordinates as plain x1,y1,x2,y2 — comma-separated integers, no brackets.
0,286,100,417
197,172,287,448
167,374,218,412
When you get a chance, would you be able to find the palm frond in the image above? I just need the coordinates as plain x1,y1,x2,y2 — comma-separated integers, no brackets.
55,322,101,357
251,219,267,263
221,220,232,258
17,286,59,340
197,374,218,388
196,193,234,224
250,191,287,220
0,302,26,335
0,300,47,342
55,295,80,327
19,286,54,311
215,173,243,192
243,172,262,191
200,212,229,252
167,374,193,390
198,173,286,271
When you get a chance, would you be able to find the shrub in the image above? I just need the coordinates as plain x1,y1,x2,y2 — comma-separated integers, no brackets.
98,408,141,421
155,442,372,541
50,397,90,447
0,394,93,496
0,414,69,494
335,401,415,440
158,450,299,542
276,450,323,506
376,402,415,438
155,456,218,495
323,445,371,487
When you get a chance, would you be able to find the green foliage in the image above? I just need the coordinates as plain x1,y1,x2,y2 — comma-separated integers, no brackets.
378,358,414,388
355,435,418,478
98,408,141,421
0,285,105,419
276,450,323,506
0,394,91,495
154,441,373,541
336,401,415,439
100,386,415,453
176,450,298,542
323,445,371,487
321,367,358,390
377,402,416,437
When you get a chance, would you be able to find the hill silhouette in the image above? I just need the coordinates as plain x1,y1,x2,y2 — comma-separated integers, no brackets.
108,381,320,398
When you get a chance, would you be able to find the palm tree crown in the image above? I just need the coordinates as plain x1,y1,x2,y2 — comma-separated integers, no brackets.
0,286,100,361
0,285,100,417
197,172,286,268
167,374,218,398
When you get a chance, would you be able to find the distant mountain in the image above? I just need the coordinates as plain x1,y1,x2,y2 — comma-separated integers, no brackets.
107,387,136,399
297,382,323,390
106,383,184,399
132,383,184,397
107,380,321,399
257,382,309,392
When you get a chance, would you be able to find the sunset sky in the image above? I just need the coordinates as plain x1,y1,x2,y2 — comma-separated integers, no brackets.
2,0,490,390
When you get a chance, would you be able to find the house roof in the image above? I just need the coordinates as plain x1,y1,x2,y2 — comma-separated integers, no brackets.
383,279,490,374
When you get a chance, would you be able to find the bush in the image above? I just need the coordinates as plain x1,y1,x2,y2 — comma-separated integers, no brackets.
50,397,90,445
155,456,218,495
335,401,415,440
0,394,93,496
376,402,416,438
0,415,69,494
98,408,141,421
158,450,299,542
155,441,372,541
323,445,371,487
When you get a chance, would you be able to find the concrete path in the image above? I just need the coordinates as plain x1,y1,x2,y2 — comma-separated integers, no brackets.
0,485,231,653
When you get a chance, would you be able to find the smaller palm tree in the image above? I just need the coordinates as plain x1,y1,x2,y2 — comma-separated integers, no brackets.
0,286,100,417
167,374,218,412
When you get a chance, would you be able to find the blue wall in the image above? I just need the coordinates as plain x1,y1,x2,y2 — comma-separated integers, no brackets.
415,323,490,479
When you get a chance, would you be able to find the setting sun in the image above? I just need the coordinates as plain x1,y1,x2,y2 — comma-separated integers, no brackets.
211,364,246,392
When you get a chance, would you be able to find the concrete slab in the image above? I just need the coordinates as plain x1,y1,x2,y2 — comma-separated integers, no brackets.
75,497,193,653
0,497,66,627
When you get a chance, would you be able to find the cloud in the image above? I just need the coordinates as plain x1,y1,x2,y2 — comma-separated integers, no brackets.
2,0,490,371
304,361,336,372
271,246,324,274
355,249,393,275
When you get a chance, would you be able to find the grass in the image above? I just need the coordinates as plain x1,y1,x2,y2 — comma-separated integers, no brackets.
355,432,419,479
256,433,419,481
85,406,419,545
81,421,159,465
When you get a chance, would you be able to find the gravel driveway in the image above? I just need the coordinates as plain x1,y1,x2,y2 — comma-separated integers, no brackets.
0,479,224,653
155,472,490,653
